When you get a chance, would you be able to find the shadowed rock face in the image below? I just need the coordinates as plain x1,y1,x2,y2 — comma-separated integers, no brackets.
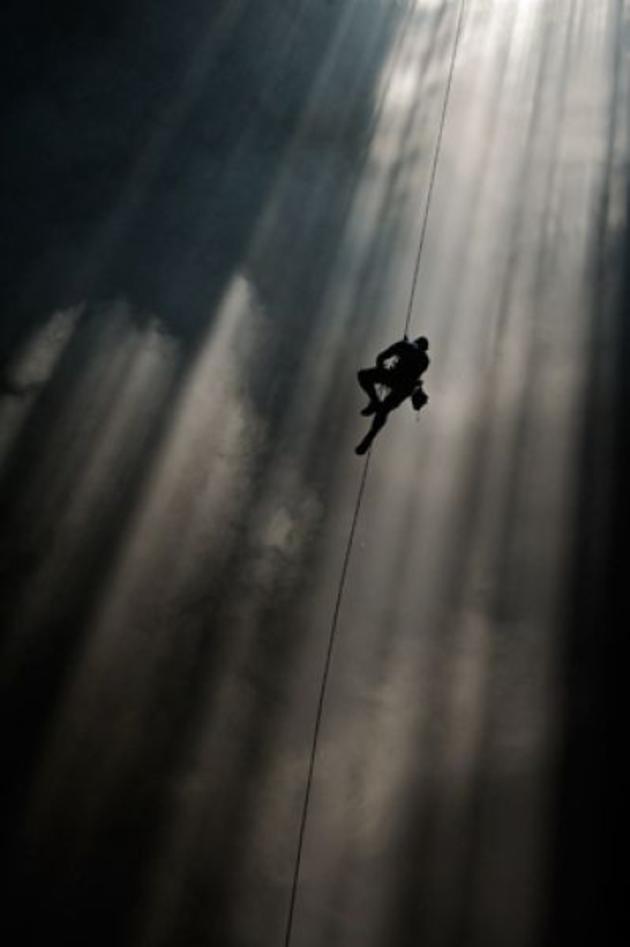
0,0,392,357
1,1,344,352
1,2,628,947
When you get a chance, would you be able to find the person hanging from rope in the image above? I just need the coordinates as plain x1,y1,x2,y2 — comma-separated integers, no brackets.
355,335,429,455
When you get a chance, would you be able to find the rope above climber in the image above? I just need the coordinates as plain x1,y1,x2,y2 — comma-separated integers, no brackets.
355,335,429,455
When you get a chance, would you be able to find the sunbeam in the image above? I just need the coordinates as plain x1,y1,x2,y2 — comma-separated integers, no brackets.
0,2,627,946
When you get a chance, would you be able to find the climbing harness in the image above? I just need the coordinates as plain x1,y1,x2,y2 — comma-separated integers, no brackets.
284,3,468,944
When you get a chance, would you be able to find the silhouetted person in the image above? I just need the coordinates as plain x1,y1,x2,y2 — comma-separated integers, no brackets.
355,335,429,455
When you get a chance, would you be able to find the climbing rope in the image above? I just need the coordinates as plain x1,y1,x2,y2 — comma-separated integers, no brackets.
404,0,467,338
284,3,467,944
283,453,372,947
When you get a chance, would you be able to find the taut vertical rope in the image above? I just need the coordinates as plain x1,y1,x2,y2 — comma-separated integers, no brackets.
404,0,468,337
284,3,467,944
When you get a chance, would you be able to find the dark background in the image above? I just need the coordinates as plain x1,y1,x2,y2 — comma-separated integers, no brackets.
0,2,627,945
